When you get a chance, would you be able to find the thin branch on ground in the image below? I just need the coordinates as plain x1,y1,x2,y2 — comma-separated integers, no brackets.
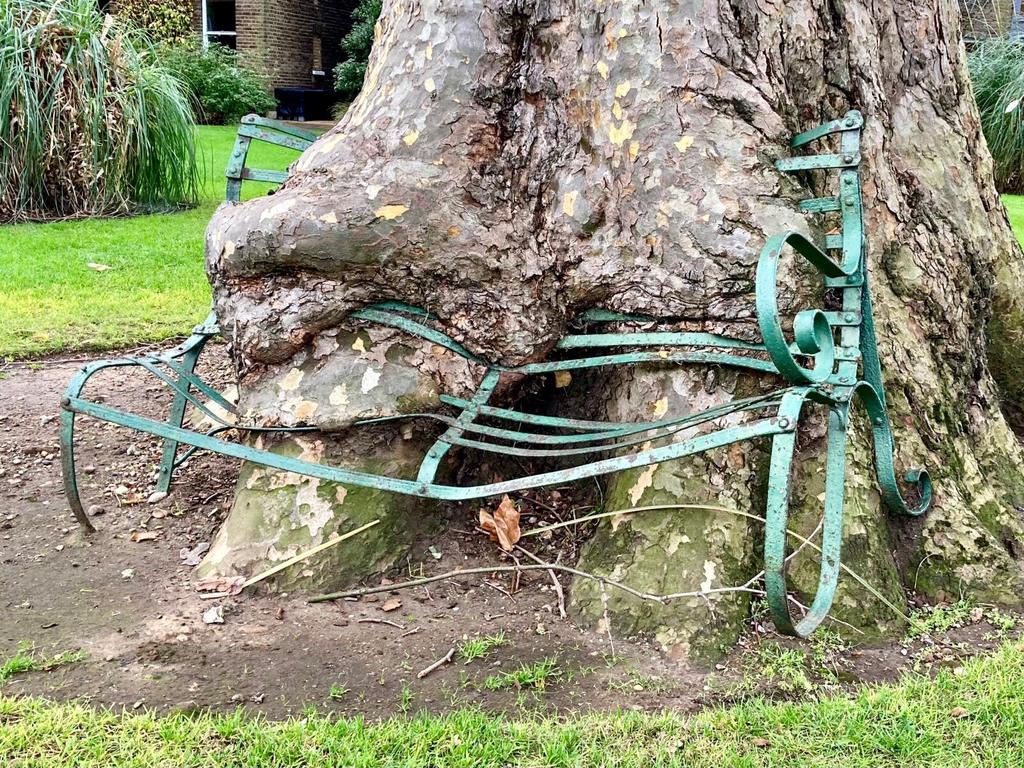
514,542,567,618
417,648,455,679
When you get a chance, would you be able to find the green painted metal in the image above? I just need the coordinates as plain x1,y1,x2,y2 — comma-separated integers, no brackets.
154,345,202,496
240,114,319,142
225,114,316,203
61,110,932,638
64,395,790,503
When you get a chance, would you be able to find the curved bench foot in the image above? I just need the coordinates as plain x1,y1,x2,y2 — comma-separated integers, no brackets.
763,385,932,637
763,391,845,637
60,406,95,533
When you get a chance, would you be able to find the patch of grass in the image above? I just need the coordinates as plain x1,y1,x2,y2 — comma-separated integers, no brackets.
398,684,414,714
985,609,1018,640
1001,194,1024,245
754,645,815,695
457,632,508,664
808,628,848,681
484,657,562,692
328,684,350,701
710,632,850,701
3,640,1024,766
905,599,976,641
0,125,300,358
0,644,85,684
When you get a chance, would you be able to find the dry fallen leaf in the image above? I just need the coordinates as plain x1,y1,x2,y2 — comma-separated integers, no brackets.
479,495,521,551
381,597,402,612
554,370,572,388
86,262,112,272
129,530,159,543
194,576,245,595
752,737,770,748
950,706,969,718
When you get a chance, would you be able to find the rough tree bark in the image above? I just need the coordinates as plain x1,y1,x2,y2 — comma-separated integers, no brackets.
202,0,1024,661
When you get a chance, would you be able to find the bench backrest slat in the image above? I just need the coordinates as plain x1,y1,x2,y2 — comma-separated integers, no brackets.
225,114,318,203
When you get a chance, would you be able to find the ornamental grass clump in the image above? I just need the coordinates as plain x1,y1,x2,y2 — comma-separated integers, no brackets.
968,38,1024,193
0,0,199,222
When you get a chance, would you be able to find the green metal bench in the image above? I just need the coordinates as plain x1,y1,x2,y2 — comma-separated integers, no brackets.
223,114,318,203
60,110,931,638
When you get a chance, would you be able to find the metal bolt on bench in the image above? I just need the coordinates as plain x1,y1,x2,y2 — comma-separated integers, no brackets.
60,111,932,638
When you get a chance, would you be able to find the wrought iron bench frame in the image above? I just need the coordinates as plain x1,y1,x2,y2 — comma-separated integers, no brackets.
60,110,931,638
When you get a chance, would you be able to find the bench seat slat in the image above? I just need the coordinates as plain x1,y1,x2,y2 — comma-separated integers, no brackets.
799,197,841,213
557,332,764,351
240,168,290,183
65,396,788,501
775,153,860,172
356,391,785,446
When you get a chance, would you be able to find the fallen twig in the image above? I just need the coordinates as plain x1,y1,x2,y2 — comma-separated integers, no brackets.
357,617,405,630
514,542,566,619
520,503,911,624
309,504,905,631
417,647,455,679
198,519,380,599
311,563,761,605
600,580,616,660
482,580,513,599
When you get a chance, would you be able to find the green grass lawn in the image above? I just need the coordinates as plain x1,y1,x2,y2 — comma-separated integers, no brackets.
1002,194,1024,236
0,126,299,358
2,638,1023,766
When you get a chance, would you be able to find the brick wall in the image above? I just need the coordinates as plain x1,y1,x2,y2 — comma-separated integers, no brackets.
237,0,317,89
121,0,361,92
235,0,360,90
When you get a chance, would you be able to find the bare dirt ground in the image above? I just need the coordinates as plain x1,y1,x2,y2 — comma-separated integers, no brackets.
0,343,1017,719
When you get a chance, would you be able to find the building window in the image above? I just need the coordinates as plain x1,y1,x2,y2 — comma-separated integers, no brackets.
203,0,237,49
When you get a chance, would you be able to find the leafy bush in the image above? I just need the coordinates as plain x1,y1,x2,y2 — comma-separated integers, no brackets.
334,0,382,98
968,38,1024,192
0,0,199,222
110,0,193,44
162,43,276,125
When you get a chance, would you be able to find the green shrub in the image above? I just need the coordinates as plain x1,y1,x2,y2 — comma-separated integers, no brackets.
334,0,382,98
109,0,193,44
968,38,1024,192
162,43,276,125
0,0,199,222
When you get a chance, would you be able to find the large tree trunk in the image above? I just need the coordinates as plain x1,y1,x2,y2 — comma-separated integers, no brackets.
202,0,1024,660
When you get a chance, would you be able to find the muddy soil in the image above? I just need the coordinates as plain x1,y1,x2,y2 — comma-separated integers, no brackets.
0,343,1016,719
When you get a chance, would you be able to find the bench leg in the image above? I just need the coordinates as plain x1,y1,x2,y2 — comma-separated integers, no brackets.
59,406,96,533
764,400,847,638
154,345,203,496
